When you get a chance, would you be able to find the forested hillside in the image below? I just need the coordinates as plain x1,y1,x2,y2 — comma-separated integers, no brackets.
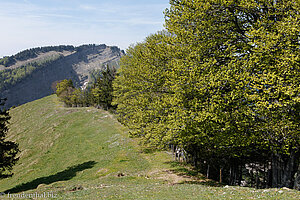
0,44,124,108
0,45,75,67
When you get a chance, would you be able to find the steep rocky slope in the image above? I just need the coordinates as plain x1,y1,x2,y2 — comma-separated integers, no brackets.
0,44,124,108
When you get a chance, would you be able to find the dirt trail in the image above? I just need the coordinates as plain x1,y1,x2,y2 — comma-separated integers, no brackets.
147,168,212,185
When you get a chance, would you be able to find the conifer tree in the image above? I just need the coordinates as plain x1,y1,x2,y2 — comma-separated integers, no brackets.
91,65,116,110
0,98,19,178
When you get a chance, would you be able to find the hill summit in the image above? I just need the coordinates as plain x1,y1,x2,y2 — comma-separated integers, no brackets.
0,44,125,108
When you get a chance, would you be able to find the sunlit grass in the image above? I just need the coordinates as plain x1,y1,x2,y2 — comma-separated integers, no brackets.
0,95,299,199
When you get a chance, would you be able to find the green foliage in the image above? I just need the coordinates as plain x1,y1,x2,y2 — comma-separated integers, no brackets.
113,31,175,147
56,65,117,109
0,56,15,67
56,79,74,96
55,80,75,106
88,61,120,87
0,45,75,67
113,0,300,188
0,96,299,198
0,44,101,68
91,65,116,110
70,88,91,107
0,54,62,91
0,65,36,91
0,99,19,178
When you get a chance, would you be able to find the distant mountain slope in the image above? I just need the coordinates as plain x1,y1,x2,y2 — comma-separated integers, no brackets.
0,44,125,108
0,45,76,69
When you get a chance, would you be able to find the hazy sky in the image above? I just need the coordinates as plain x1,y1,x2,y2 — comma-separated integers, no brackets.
0,0,169,57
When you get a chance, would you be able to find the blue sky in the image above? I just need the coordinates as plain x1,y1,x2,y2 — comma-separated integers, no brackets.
0,0,169,57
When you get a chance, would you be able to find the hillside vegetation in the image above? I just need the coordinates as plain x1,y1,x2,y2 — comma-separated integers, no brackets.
0,95,299,199
0,45,98,68
114,0,300,189
0,54,62,91
0,44,124,108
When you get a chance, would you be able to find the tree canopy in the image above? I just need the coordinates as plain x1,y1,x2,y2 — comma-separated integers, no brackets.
91,65,116,110
113,0,300,189
55,65,116,109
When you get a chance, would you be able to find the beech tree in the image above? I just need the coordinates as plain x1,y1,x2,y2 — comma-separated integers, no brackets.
0,99,19,178
114,0,300,188
163,0,300,187
113,31,176,146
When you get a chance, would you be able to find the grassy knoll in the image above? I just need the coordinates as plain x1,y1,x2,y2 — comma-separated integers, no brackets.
0,95,299,199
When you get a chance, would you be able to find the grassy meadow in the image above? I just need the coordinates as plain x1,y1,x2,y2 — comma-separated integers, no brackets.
0,95,299,199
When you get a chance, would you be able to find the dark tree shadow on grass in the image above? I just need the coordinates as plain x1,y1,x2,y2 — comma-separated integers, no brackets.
166,161,200,176
4,161,97,194
165,161,224,187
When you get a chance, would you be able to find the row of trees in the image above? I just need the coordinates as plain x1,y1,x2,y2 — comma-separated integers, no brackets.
0,45,75,67
113,0,300,189
55,66,116,110
0,44,106,67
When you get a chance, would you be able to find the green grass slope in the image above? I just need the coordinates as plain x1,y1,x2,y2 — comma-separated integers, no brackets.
0,95,299,199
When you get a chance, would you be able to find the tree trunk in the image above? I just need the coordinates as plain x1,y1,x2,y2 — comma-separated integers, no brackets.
272,154,279,187
238,165,242,186
281,150,296,188
256,163,260,188
207,164,210,179
220,168,222,183
294,163,300,190
263,162,267,188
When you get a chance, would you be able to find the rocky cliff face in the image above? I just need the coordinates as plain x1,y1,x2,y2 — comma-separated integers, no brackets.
0,44,124,108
